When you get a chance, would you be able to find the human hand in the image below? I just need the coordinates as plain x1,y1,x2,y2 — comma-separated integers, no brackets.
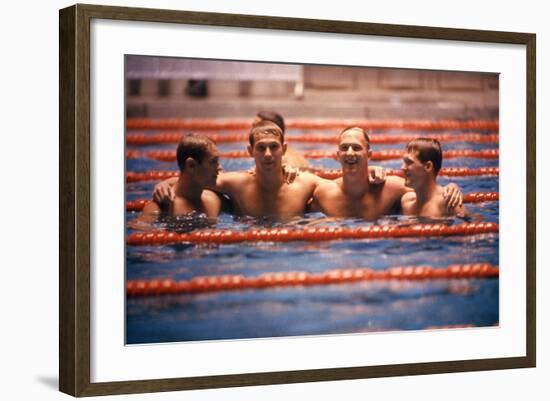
152,180,175,204
283,164,299,184
443,183,463,211
368,165,386,184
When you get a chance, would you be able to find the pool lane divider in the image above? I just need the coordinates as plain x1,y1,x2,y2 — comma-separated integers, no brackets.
127,118,499,131
126,167,499,183
127,222,498,246
127,132,499,146
126,263,499,297
126,192,499,212
127,148,499,162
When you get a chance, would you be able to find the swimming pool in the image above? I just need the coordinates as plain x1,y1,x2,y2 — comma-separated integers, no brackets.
125,124,499,344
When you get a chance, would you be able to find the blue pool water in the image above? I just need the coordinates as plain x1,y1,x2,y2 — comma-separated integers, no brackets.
126,127,499,344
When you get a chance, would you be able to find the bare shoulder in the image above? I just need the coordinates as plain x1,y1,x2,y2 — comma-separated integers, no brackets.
401,191,416,202
383,175,410,196
296,171,326,185
401,191,416,208
219,171,252,187
142,200,161,214
434,186,449,208
385,175,406,188
221,171,249,181
202,189,222,202
314,178,341,197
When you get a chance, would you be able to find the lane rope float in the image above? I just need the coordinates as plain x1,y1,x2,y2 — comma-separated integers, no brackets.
127,118,499,131
126,191,499,212
126,263,499,297
127,132,499,146
126,148,499,162
127,222,498,246
126,167,499,183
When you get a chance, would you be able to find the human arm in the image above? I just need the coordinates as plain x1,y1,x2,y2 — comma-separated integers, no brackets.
448,202,466,218
368,165,386,184
283,146,310,170
152,172,237,204
442,183,463,211
152,177,178,203
128,201,161,230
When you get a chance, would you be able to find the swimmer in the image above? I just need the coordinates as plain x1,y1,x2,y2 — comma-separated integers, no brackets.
217,121,323,220
310,127,463,219
400,138,465,217
154,121,324,220
139,133,222,222
254,110,310,169
253,111,385,182
153,122,386,221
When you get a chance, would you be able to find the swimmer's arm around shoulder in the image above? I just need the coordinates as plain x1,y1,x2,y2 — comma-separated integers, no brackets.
368,165,387,184
299,170,329,189
152,177,178,203
450,202,466,218
443,183,463,210
209,171,248,195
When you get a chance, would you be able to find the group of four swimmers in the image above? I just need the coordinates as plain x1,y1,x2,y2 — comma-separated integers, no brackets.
141,112,464,223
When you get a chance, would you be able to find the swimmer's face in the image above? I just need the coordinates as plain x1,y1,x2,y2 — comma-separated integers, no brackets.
401,151,428,188
193,145,221,187
248,133,287,171
337,129,371,175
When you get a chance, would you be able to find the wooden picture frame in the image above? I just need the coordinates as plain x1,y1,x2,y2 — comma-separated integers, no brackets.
59,3,536,397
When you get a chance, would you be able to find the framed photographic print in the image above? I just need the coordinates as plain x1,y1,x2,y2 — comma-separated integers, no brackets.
59,3,536,397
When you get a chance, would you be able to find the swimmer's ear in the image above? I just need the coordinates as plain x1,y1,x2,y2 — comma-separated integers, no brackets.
185,158,198,170
424,161,434,173
282,142,287,155
247,145,253,157
367,148,373,158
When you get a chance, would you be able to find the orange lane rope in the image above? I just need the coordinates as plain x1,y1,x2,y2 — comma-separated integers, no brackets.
127,149,499,162
126,167,499,183
127,222,498,246
127,118,499,131
315,167,499,180
126,263,499,297
126,191,499,212
127,132,499,145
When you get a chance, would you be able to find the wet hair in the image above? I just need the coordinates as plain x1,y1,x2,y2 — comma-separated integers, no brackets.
406,137,443,175
176,133,216,171
249,120,285,146
256,111,285,133
339,126,371,148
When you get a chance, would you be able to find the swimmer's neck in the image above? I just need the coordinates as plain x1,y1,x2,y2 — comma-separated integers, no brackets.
175,175,204,203
341,168,370,198
254,166,285,190
413,179,439,205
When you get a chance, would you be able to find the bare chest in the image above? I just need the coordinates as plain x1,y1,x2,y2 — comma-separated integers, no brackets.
406,197,446,218
233,182,311,219
171,196,217,218
321,188,398,220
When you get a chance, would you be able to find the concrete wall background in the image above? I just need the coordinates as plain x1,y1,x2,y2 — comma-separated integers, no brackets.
127,64,498,119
